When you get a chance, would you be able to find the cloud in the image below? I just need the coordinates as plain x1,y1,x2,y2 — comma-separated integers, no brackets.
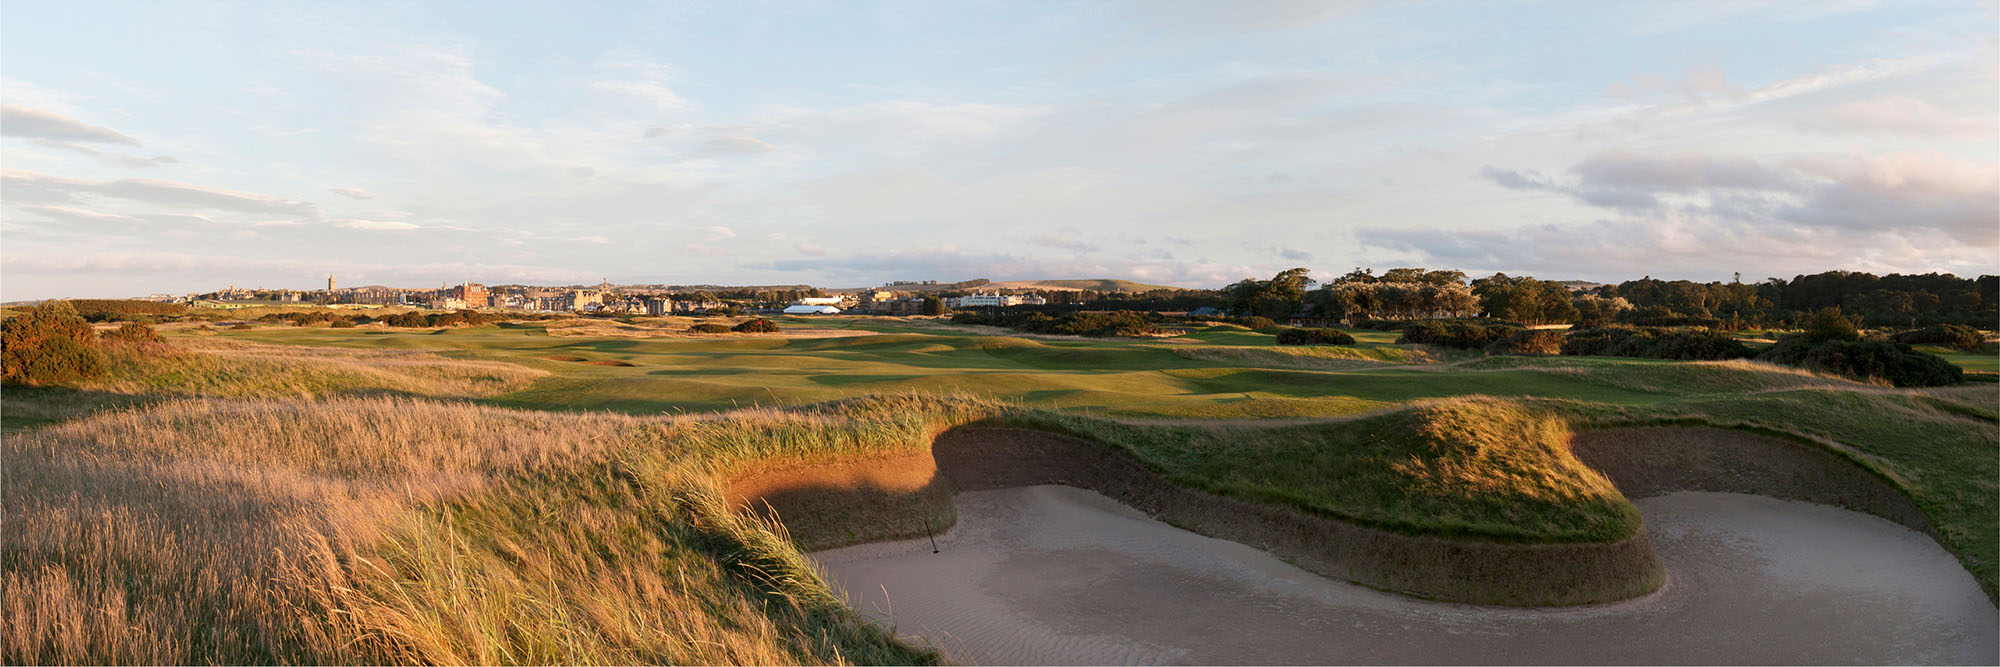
17,205,144,226
701,225,736,240
97,178,319,216
329,187,377,200
335,219,421,231
1376,151,1998,279
795,241,826,255
25,139,176,167
0,104,139,144
684,242,724,255
0,169,319,216
1485,151,1804,212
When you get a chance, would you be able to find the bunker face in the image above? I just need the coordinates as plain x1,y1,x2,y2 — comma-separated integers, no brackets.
813,486,1997,665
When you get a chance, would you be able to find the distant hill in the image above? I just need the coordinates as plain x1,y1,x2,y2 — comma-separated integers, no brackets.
987,279,1193,293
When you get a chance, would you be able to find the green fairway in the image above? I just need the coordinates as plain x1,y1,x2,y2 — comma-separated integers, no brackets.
202,319,1875,419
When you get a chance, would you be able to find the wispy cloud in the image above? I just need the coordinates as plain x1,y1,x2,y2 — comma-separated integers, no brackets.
0,104,138,144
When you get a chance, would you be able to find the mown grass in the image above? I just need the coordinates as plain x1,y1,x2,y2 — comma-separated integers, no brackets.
206,323,1879,420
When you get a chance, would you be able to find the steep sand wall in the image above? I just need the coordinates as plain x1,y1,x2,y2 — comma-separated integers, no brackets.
1571,426,1932,531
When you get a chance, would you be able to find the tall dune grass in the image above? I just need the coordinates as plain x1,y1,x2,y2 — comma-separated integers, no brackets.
2,394,989,664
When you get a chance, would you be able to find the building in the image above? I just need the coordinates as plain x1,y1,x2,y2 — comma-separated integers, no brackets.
949,293,1021,308
452,283,490,308
797,296,843,306
783,304,841,315
645,297,673,316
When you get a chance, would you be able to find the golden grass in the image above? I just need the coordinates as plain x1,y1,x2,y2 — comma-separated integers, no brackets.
93,338,549,399
2,394,988,665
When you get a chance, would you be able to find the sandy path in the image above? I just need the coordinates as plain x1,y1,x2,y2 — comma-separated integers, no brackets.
813,486,1997,665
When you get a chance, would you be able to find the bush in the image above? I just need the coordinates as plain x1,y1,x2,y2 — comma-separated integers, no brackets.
1560,326,1752,360
1758,338,1963,387
1487,329,1564,356
2,301,107,386
687,323,732,334
1890,324,1984,351
68,299,188,322
951,310,1161,337
1801,307,1860,342
1232,316,1277,330
229,323,253,331
732,319,781,333
1397,320,1521,350
101,322,162,344
1274,327,1356,346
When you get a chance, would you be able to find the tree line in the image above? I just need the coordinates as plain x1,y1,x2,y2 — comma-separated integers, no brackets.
1211,267,1996,330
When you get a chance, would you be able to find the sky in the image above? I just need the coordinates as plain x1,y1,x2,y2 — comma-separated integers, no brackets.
1,0,1995,300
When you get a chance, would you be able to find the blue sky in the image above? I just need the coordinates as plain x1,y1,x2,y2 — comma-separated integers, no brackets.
2,0,1995,299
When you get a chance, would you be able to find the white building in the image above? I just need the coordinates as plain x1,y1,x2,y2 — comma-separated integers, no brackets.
797,296,844,306
949,293,1023,308
783,304,841,315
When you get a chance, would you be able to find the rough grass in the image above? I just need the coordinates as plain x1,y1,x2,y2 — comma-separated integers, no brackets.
2,395,990,665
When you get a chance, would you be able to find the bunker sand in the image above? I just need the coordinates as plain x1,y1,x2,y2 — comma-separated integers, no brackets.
814,486,1997,665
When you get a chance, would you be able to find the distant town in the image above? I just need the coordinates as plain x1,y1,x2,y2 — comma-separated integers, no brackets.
147,276,1066,317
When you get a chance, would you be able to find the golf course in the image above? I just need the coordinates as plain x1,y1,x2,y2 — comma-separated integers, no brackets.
3,313,1995,664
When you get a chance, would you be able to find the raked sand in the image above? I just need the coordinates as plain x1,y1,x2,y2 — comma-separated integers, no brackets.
812,486,1997,665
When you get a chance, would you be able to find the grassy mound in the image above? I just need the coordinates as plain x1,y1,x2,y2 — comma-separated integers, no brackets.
1014,397,1640,542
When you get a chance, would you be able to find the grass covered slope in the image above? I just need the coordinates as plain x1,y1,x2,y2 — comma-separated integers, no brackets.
1014,398,1639,543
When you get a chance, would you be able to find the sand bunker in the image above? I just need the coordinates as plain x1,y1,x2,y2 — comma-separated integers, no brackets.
814,486,1997,665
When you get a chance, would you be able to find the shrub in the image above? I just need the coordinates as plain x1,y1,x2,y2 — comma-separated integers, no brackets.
951,310,1161,337
1890,324,1984,351
229,323,253,331
1274,327,1356,346
1397,320,1521,350
101,322,163,344
687,323,733,334
68,299,188,322
330,319,357,328
1560,326,1751,360
1232,316,1277,330
1487,329,1564,356
732,319,781,333
2,301,107,386
1758,338,1963,387
1802,307,1860,342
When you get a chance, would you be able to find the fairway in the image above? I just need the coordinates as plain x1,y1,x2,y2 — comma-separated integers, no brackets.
213,318,1833,419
